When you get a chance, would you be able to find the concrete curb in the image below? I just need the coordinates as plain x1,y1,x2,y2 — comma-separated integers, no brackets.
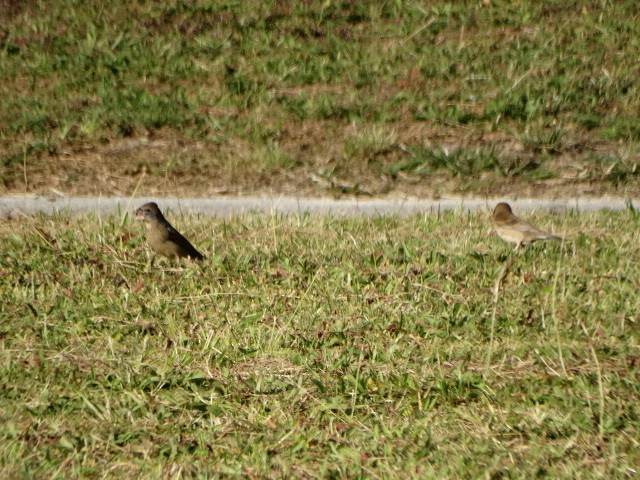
1,195,637,218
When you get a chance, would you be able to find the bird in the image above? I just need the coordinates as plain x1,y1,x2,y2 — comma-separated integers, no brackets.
492,202,561,250
135,202,206,260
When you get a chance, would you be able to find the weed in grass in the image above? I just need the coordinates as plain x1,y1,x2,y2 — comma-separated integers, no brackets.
253,142,298,173
344,125,397,162
389,146,500,178
578,154,640,186
516,122,567,155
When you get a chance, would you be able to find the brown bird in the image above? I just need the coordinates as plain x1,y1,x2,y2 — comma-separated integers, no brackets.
492,202,561,250
135,202,205,260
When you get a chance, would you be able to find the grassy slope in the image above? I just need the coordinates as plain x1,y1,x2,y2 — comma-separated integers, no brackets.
0,209,639,477
0,0,639,197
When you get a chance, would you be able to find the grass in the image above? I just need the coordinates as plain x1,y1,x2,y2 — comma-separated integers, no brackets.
1,208,639,477
1,0,639,196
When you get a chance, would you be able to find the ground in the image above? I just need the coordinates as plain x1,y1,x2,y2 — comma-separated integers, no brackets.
1,1,639,199
3,123,637,200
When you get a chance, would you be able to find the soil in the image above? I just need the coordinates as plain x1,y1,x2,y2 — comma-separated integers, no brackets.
1,122,637,200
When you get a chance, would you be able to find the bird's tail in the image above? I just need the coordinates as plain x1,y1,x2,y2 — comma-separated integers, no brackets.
543,234,562,241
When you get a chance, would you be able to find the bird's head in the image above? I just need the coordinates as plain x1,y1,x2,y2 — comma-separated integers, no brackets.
135,202,162,222
493,202,513,221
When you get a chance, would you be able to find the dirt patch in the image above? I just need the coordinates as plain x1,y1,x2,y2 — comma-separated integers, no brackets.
1,123,636,200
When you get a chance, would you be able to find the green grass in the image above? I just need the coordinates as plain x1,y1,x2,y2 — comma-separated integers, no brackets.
1,209,639,477
1,0,639,195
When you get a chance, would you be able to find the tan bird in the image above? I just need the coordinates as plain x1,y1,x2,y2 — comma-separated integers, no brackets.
492,202,561,250
135,202,205,260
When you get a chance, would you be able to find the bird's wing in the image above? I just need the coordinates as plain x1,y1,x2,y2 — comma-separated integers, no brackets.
167,226,206,259
510,220,544,234
512,219,560,240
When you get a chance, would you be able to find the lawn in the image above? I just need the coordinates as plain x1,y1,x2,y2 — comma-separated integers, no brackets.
0,208,638,477
1,1,639,477
1,0,639,198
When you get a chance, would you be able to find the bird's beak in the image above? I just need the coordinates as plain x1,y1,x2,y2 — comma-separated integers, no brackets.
134,209,146,222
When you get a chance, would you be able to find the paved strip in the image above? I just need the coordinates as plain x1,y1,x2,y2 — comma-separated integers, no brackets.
0,195,637,218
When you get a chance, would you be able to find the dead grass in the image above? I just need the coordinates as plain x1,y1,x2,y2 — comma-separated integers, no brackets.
2,122,633,199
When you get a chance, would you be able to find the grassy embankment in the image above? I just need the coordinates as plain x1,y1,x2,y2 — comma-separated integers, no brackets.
1,1,639,197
